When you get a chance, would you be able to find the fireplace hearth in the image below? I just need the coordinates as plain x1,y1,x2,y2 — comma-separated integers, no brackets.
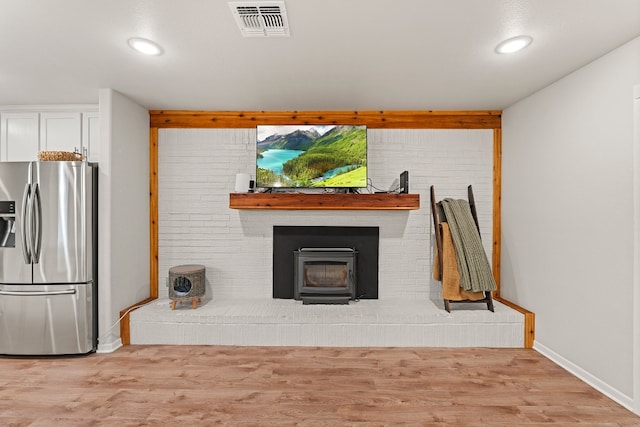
273,226,379,300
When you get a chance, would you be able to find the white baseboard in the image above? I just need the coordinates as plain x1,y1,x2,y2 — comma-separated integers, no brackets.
534,341,634,412
96,337,122,354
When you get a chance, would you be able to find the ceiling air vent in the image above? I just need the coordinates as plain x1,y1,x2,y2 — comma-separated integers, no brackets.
229,1,290,37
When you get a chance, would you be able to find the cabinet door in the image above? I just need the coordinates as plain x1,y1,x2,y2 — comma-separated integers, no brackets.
0,112,40,161
82,112,100,162
39,112,82,154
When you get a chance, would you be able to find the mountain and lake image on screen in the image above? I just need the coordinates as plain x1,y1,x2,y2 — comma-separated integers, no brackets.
256,125,367,188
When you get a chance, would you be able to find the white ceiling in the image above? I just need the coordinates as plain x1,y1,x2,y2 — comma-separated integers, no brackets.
1,0,639,111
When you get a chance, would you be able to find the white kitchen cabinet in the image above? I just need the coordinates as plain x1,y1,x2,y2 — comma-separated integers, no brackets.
0,112,40,161
0,107,99,162
39,112,82,154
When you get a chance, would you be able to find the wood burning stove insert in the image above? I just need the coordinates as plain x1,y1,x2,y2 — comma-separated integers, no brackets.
294,248,357,304
272,226,379,301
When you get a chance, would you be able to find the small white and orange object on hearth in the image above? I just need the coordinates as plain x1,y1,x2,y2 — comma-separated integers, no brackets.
168,264,206,310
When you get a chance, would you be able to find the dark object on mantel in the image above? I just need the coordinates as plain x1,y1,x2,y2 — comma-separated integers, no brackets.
229,192,419,210
400,170,409,194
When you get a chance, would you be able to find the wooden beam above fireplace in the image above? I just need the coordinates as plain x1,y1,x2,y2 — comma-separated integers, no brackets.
229,193,420,210
150,110,501,129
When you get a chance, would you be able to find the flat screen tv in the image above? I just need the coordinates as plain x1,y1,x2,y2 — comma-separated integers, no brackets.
256,124,367,189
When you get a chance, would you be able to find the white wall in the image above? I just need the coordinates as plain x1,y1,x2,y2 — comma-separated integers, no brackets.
97,89,150,352
502,36,640,409
157,128,495,301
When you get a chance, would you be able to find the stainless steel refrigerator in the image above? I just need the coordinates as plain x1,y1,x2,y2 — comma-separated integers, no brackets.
0,161,97,355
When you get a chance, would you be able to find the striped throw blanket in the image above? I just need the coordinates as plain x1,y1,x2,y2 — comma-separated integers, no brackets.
440,198,497,293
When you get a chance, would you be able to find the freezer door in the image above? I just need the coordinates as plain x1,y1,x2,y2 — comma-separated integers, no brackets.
0,283,95,355
0,162,33,284
32,161,93,284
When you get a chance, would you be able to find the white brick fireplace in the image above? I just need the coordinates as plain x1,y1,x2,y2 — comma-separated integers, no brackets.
129,128,524,347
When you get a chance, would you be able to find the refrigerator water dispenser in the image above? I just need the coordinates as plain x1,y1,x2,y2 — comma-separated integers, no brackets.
0,201,16,248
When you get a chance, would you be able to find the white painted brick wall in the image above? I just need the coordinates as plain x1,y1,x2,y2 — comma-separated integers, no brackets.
158,128,494,300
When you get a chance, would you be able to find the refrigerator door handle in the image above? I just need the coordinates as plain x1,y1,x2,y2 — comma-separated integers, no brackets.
32,183,42,263
21,183,32,263
0,289,77,297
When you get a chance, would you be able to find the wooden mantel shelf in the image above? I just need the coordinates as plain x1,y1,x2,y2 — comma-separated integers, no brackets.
229,193,420,210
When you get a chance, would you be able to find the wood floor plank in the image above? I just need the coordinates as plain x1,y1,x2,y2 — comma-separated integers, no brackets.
0,346,637,426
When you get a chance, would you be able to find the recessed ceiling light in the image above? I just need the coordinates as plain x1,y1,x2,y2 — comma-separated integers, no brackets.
495,35,533,54
127,37,164,56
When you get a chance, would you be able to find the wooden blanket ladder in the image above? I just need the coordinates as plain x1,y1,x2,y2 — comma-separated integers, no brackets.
430,185,494,312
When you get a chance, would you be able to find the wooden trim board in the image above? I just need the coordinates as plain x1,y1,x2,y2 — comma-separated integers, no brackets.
494,296,535,348
493,128,502,296
150,110,501,129
149,128,159,299
119,297,156,346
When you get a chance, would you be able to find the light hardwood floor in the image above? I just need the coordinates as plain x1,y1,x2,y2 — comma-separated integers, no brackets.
0,346,638,426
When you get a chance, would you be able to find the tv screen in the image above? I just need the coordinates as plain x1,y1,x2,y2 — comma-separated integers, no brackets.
256,125,367,189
